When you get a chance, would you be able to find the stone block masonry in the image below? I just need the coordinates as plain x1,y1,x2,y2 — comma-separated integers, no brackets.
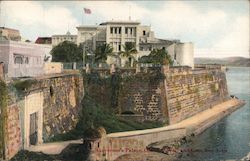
0,73,84,160
165,67,228,124
37,74,84,141
118,71,168,122
5,104,22,160
85,65,229,125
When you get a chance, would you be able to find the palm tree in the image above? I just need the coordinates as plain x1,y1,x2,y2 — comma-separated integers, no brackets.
119,42,138,67
94,43,113,65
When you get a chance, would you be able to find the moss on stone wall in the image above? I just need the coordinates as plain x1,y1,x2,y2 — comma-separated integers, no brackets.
12,79,37,96
0,80,8,159
82,69,166,118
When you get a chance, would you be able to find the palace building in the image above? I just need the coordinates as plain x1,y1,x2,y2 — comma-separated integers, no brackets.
76,20,194,68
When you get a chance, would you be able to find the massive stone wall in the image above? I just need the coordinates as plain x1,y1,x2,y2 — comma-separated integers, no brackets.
165,67,228,124
90,127,186,161
118,70,168,122
85,65,229,124
0,73,84,160
10,73,84,143
0,83,21,160
40,74,84,141
5,104,22,160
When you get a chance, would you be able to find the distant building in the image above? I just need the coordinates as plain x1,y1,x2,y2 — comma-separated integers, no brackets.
0,27,21,41
52,31,77,47
35,37,52,44
76,20,194,67
0,40,52,77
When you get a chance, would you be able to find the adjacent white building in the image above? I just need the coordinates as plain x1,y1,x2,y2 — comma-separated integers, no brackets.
76,20,194,68
52,31,77,47
0,40,52,77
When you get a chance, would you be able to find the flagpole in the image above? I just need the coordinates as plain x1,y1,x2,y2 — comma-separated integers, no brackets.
82,11,83,25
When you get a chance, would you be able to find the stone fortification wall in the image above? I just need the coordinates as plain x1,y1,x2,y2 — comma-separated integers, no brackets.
0,80,21,160
5,104,22,160
11,73,84,142
84,65,229,125
0,73,84,160
90,127,186,161
164,66,228,124
39,74,84,141
117,67,168,122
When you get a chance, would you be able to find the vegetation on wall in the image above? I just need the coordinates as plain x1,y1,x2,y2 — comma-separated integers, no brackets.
44,71,163,141
0,80,8,159
121,70,165,84
138,48,173,65
12,79,37,95
80,95,163,138
48,70,165,141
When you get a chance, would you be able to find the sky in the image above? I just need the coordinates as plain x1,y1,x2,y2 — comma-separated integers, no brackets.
0,0,249,58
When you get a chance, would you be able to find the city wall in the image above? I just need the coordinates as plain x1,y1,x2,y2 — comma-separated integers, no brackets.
0,64,229,160
85,64,229,124
164,66,228,124
0,73,84,159
90,127,186,161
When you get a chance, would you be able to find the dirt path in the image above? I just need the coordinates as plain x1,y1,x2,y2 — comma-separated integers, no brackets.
27,139,82,155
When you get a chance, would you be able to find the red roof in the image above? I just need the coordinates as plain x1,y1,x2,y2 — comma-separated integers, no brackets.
35,37,52,44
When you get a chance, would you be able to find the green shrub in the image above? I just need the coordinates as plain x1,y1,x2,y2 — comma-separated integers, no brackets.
12,79,37,94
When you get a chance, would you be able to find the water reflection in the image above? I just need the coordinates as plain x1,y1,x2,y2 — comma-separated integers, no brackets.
180,67,250,160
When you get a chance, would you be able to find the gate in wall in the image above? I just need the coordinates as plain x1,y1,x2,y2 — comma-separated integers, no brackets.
29,112,38,145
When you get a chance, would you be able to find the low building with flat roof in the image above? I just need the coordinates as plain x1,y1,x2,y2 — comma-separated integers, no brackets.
52,31,77,47
35,37,52,45
0,27,21,41
0,40,52,78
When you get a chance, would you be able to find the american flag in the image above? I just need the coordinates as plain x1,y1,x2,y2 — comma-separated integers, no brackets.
84,8,91,14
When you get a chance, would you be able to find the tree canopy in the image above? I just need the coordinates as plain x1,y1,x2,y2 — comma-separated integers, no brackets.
119,42,138,67
51,41,83,62
138,48,173,65
119,42,137,58
94,43,113,63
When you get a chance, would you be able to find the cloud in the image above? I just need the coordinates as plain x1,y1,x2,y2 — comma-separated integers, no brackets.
195,15,249,58
2,1,79,39
213,16,249,52
1,1,249,57
151,1,227,39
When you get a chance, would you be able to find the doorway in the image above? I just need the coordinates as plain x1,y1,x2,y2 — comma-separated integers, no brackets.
29,112,38,145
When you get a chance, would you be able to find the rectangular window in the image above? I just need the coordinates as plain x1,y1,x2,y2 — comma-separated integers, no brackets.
118,44,121,51
14,54,23,64
130,28,133,35
143,30,146,36
110,27,113,34
125,28,128,34
24,57,29,64
118,27,121,34
114,28,117,34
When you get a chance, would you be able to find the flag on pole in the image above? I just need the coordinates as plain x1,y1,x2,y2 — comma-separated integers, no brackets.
84,8,91,14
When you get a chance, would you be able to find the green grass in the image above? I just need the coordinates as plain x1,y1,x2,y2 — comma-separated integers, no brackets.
48,95,163,142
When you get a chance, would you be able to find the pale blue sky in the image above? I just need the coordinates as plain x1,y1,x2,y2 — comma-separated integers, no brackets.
1,1,249,58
